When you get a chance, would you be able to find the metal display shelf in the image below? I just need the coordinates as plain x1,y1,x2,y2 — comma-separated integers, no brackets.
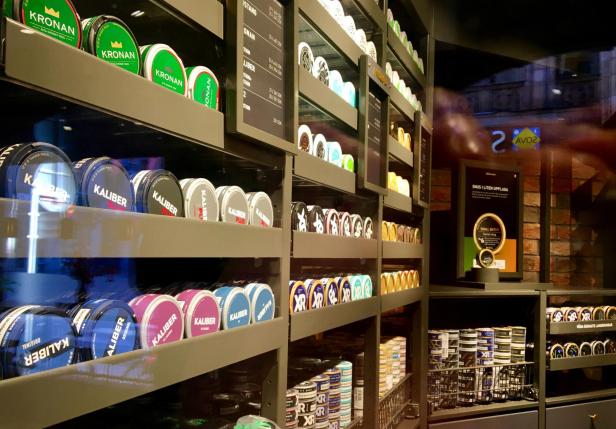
549,320,616,335
384,191,413,214
0,318,286,429
389,85,418,123
298,65,359,129
383,242,424,259
430,285,541,298
158,0,224,38
549,354,616,371
386,27,426,88
292,231,378,259
290,297,379,341
389,136,414,167
2,19,224,151
381,288,423,312
298,0,365,66
294,150,356,194
546,388,616,406
352,0,386,30
0,198,283,258
428,400,539,423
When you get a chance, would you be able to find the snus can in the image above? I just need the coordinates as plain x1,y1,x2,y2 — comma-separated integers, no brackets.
175,289,220,337
246,191,274,228
0,305,76,378
128,294,184,349
290,281,308,314
180,178,219,221
73,157,134,211
244,283,275,323
213,286,251,330
70,299,138,361
132,169,184,217
17,0,82,48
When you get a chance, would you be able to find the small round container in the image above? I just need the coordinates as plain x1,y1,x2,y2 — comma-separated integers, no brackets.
550,308,564,322
70,299,138,361
592,307,605,320
128,294,184,349
564,307,578,322
289,280,308,314
386,8,394,23
244,283,275,323
298,42,314,72
324,208,340,236
366,41,378,62
312,56,329,85
361,275,373,298
352,29,367,53
0,305,76,378
337,277,352,303
591,340,605,355
327,141,343,167
312,134,328,160
564,342,579,357
213,287,251,330
342,82,356,107
292,201,309,232
363,217,374,239
328,70,344,97
350,214,363,238
179,177,219,221
579,342,592,356
350,275,364,301
140,44,187,96
326,0,344,20
341,154,354,172
307,205,325,234
385,62,393,79
246,191,274,228
73,157,134,211
13,0,82,47
132,169,184,217
322,278,339,306
185,66,219,110
81,15,140,74
216,185,248,224
298,124,313,153
305,279,325,310
339,212,352,237
175,289,220,337
0,142,77,212
341,15,356,38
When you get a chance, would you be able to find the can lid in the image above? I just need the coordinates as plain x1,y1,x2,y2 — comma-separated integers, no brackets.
246,191,274,228
297,124,313,153
306,279,325,309
181,177,219,221
140,44,187,96
219,287,251,330
0,142,77,211
312,134,328,160
297,41,314,72
292,201,309,232
83,15,141,74
247,283,275,323
19,0,82,47
217,185,248,224
0,305,76,378
130,294,184,349
176,289,220,337
312,56,329,85
73,157,134,211
133,169,184,217
185,66,219,110
289,281,307,314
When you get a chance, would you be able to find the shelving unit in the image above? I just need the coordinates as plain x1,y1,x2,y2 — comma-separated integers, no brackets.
385,27,426,89
158,0,224,38
384,191,414,213
381,288,423,313
389,136,414,167
548,320,616,335
292,231,378,259
383,242,424,259
294,150,357,194
289,297,379,341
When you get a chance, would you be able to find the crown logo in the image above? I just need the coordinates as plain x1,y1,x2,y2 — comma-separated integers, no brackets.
44,6,60,18
110,41,123,49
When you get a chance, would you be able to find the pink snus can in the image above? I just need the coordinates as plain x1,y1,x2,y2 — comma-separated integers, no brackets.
128,294,184,349
175,289,221,337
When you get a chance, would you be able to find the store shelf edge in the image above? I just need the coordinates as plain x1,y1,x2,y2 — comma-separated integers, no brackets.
549,319,616,335
298,0,365,66
386,27,426,88
298,65,358,129
290,297,379,341
292,231,377,259
3,19,224,151
428,400,539,422
546,388,616,406
384,191,413,214
549,354,616,371
158,0,224,39
0,198,283,258
382,242,423,259
388,136,414,167
294,150,356,194
381,288,423,312
0,318,286,429
389,82,417,122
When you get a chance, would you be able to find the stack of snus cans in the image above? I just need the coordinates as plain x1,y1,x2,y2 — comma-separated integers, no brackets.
291,202,373,239
337,361,353,427
457,329,477,406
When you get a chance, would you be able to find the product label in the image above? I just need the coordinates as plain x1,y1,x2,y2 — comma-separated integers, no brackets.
144,300,183,348
89,308,137,358
153,190,178,216
187,295,220,336
192,70,219,109
255,206,272,227
308,282,324,310
224,292,250,329
339,280,352,303
253,288,274,322
290,284,307,313
146,175,183,217
228,207,247,224
23,337,70,367
22,0,80,47
150,49,186,95
71,308,91,334
325,282,338,306
96,21,140,74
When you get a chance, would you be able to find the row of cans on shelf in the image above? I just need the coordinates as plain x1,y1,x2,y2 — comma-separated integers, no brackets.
292,202,373,239
289,276,373,314
548,338,616,359
381,221,421,244
547,305,616,323
380,271,420,295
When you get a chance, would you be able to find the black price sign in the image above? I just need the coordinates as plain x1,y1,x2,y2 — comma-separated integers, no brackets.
241,0,285,138
366,92,383,186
